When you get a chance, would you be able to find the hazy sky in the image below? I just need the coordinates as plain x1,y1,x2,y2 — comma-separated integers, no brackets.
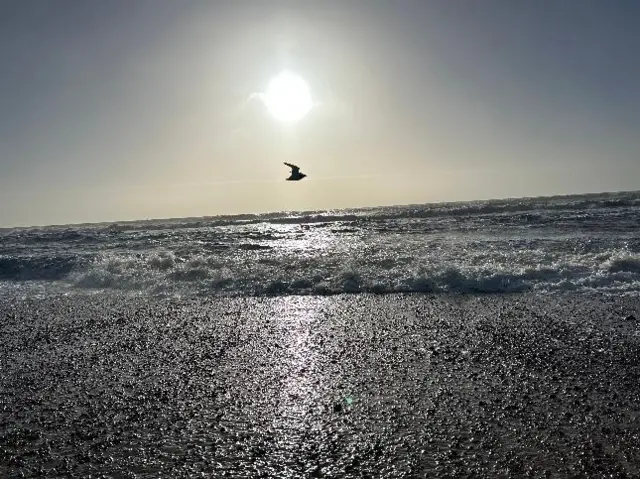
1,0,639,226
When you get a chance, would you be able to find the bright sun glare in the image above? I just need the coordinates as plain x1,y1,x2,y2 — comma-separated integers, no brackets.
263,71,313,123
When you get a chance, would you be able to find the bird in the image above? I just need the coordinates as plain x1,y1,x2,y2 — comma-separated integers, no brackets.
284,162,307,181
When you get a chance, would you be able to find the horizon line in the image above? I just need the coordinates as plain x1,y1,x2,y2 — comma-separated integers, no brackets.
1,188,637,231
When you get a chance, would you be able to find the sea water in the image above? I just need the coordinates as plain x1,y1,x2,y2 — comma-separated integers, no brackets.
1,191,639,299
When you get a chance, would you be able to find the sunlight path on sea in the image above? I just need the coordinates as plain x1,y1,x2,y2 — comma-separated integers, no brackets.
270,296,336,476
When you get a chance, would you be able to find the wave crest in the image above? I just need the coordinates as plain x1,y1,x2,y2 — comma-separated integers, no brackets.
58,249,640,297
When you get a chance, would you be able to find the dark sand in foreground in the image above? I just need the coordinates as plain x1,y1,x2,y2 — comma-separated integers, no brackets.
2,293,640,477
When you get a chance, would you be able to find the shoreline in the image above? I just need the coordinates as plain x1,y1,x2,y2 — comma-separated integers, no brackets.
2,292,640,477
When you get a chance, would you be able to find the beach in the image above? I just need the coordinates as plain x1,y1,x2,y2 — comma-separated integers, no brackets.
3,292,639,477
3,0,640,476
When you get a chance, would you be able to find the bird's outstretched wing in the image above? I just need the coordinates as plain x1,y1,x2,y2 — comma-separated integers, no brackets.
284,162,300,174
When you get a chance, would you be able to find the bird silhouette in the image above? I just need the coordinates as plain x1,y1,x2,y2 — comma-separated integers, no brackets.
284,162,307,181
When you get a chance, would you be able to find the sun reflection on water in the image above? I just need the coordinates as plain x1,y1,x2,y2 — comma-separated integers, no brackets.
272,296,332,449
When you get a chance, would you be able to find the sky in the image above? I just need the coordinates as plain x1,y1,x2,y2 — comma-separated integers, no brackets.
1,0,639,227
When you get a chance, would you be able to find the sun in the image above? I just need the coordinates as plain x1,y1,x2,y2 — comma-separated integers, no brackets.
263,71,313,123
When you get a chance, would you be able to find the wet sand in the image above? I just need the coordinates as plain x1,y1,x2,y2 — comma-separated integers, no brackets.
2,293,640,477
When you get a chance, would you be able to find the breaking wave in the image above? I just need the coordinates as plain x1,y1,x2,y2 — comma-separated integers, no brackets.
60,249,640,297
1,190,639,299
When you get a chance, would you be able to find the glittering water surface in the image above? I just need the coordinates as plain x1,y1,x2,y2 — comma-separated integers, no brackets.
3,294,640,477
1,191,639,298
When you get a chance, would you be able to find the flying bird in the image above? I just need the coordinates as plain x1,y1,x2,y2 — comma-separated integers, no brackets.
284,162,307,181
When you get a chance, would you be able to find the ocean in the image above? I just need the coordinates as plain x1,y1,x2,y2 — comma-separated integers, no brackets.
1,190,639,299
3,191,640,477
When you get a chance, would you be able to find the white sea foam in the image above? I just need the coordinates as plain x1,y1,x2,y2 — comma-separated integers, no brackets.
1,191,639,298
